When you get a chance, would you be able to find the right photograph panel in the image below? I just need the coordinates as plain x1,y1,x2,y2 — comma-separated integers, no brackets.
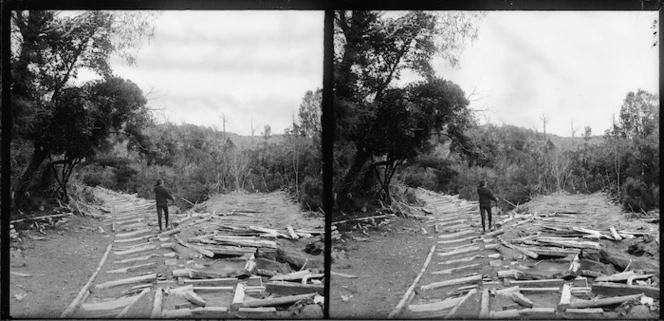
330,10,659,319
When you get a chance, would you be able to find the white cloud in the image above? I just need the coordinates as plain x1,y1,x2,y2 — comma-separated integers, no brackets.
104,10,323,136
432,11,658,137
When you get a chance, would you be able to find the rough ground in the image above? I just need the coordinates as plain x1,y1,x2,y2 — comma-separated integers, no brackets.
10,187,324,318
330,189,659,319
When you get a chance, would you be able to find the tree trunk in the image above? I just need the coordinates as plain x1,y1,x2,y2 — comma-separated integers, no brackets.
14,145,49,209
337,147,370,210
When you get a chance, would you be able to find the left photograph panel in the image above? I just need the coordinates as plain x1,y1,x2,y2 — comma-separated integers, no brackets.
9,10,325,318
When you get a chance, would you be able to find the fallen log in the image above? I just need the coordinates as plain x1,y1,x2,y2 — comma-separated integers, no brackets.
80,295,136,314
537,237,601,250
568,254,580,274
558,284,571,312
609,226,622,241
159,228,181,236
11,213,74,224
265,281,324,295
95,273,157,289
270,270,313,282
498,238,538,259
161,307,230,319
175,235,215,258
116,228,152,239
436,246,481,258
445,288,477,319
479,288,490,319
230,283,246,310
497,270,549,280
595,271,652,283
489,309,519,319
113,253,160,264
118,222,146,232
485,229,504,237
510,291,533,308
60,243,113,318
332,214,395,225
420,274,482,291
113,234,154,244
437,255,483,266
407,296,463,313
181,278,238,286
519,287,560,293
107,262,157,274
436,235,477,245
242,292,317,308
437,242,477,252
591,282,659,299
438,229,476,240
192,286,235,292
507,279,564,287
170,286,207,306
518,307,556,318
150,288,163,318
569,293,643,309
439,223,468,232
387,245,436,319
116,287,151,318
531,248,580,258
172,268,228,279
431,263,482,275
286,225,299,240
212,236,278,249
113,244,156,256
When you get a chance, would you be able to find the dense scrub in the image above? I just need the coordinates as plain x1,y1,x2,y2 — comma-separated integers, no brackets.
398,90,659,213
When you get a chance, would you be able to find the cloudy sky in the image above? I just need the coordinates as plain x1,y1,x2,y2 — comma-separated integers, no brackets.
92,10,656,138
425,11,659,137
99,11,323,136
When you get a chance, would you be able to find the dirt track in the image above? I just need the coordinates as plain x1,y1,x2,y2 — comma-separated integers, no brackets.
10,187,325,318
330,189,660,319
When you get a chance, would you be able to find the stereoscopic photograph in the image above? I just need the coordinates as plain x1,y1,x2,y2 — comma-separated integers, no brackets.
329,10,659,319
7,10,325,318
4,3,661,321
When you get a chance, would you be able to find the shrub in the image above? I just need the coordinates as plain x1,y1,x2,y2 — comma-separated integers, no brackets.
621,177,657,212
299,176,322,211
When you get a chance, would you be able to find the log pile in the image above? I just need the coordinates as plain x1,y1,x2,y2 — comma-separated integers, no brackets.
394,188,660,319
59,186,324,318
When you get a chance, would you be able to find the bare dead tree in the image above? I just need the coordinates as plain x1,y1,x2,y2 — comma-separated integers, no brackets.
540,114,549,139
570,119,579,138
250,118,257,137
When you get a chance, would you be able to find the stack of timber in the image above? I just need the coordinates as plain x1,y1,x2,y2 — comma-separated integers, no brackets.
60,186,324,319
388,188,660,319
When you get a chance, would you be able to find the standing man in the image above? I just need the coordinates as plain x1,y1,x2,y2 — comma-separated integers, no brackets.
154,179,175,231
477,180,499,233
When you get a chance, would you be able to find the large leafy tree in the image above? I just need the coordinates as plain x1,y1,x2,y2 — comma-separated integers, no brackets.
334,10,482,208
40,77,149,201
10,10,157,209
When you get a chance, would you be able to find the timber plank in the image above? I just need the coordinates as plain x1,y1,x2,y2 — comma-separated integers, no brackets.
438,229,476,240
569,293,643,309
265,281,324,295
420,274,482,291
95,273,157,290
407,296,462,313
436,246,481,258
591,282,660,299
241,293,317,308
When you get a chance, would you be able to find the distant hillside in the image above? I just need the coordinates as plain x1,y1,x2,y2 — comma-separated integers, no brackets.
222,131,288,149
151,122,289,150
